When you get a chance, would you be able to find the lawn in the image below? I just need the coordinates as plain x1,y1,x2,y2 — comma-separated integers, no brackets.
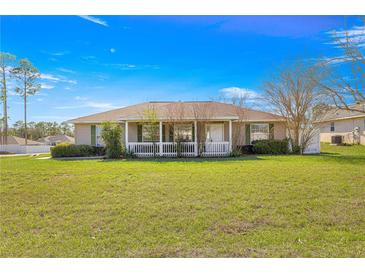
0,144,364,257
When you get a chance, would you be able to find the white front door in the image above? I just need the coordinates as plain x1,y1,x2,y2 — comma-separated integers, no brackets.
206,124,224,142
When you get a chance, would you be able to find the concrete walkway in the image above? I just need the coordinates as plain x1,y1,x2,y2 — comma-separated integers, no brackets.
0,153,41,157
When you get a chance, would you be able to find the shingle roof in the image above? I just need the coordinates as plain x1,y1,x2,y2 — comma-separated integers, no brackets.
0,136,44,145
38,134,75,144
68,101,285,123
317,102,365,122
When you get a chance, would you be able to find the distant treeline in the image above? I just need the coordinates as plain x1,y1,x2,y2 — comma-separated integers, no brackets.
4,121,74,141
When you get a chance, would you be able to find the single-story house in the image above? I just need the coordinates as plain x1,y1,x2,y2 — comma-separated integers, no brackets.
38,134,75,146
69,101,290,157
0,136,51,154
0,136,44,145
317,102,365,145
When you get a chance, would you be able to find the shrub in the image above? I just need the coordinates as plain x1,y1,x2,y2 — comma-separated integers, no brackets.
237,145,254,154
101,122,123,159
230,149,242,157
93,146,106,156
51,143,96,158
252,139,289,155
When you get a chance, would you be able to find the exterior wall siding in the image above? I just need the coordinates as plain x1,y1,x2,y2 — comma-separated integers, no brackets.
319,117,365,145
75,121,289,147
273,122,287,140
75,124,92,145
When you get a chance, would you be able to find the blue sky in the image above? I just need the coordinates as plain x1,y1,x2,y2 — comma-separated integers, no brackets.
1,15,364,124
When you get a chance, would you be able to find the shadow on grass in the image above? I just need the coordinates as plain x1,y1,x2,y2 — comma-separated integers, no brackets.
99,155,264,163
316,153,365,165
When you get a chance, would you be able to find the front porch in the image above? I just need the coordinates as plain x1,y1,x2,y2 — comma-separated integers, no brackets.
125,120,233,157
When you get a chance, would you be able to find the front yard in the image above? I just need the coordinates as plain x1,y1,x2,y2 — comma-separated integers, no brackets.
1,144,364,257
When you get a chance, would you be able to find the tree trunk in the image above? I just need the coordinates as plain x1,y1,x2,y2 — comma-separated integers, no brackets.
24,92,27,145
1,69,7,144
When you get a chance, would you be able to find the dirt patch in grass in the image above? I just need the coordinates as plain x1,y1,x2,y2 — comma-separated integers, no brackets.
216,219,271,235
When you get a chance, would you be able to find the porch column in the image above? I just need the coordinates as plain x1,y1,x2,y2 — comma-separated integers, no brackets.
194,120,198,156
159,121,163,156
125,121,129,151
229,120,232,153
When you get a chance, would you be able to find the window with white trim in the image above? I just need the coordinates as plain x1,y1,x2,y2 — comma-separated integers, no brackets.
250,123,270,142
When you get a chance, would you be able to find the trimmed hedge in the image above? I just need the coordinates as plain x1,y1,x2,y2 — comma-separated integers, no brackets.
51,143,105,158
237,145,254,154
252,139,289,155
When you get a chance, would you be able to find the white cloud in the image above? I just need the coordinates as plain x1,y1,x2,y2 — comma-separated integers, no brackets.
110,48,116,53
78,15,108,27
105,63,137,70
326,25,365,48
55,97,120,110
41,84,55,89
40,73,77,85
57,68,76,74
32,115,73,122
40,73,60,81
36,98,44,102
220,87,261,99
49,51,69,56
65,79,78,85
41,50,70,56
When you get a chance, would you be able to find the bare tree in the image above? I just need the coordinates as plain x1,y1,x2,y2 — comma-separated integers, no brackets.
317,20,365,112
229,95,247,151
165,102,187,157
0,52,16,144
140,105,160,157
192,102,215,156
264,62,324,154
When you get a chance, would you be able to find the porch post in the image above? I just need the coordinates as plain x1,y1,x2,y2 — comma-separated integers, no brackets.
229,120,232,153
194,120,198,157
159,121,163,156
125,121,129,151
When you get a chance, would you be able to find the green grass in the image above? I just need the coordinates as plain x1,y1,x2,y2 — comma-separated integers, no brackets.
1,143,364,257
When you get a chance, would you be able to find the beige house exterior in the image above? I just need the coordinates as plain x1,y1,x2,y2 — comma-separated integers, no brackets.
69,101,288,157
317,103,365,145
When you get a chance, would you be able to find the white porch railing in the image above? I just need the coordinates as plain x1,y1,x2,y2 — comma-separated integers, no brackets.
201,142,230,157
127,142,160,157
162,142,195,157
127,141,230,157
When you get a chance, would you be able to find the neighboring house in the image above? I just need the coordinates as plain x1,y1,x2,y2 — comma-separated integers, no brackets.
0,136,44,146
317,102,365,145
69,101,289,157
38,134,75,146
0,136,51,154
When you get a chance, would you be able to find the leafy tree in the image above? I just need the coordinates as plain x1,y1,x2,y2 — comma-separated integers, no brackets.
0,52,16,144
60,122,74,135
11,59,41,145
101,121,123,159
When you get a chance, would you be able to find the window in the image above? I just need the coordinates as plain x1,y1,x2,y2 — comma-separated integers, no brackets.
174,123,193,142
330,122,335,132
250,123,270,142
142,124,159,142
